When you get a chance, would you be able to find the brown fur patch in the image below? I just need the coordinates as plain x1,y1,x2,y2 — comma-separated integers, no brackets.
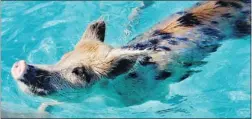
157,1,245,37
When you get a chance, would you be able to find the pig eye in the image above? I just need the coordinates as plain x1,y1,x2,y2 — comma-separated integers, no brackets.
72,67,85,76
72,67,91,83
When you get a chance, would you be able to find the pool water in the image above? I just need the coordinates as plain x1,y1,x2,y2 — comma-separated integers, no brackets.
1,1,251,118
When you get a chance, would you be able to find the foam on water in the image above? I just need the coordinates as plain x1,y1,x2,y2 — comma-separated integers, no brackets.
1,1,250,118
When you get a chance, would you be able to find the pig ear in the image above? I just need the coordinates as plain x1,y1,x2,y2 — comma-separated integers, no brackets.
106,49,147,78
107,55,137,78
75,20,106,48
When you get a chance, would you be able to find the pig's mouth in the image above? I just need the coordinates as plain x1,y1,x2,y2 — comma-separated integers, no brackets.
11,60,56,96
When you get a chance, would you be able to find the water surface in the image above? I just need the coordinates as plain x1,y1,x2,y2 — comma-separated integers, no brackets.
1,1,250,118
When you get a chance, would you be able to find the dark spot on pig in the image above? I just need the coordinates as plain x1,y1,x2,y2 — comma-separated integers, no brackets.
139,56,156,66
221,13,232,18
134,41,152,50
177,37,189,41
216,1,242,9
200,40,211,46
121,46,130,49
234,20,251,37
135,43,146,50
215,1,229,7
241,0,251,3
168,40,178,45
146,47,154,50
200,27,225,40
203,44,221,53
182,62,193,68
153,30,172,36
156,46,171,51
229,2,242,9
211,21,219,25
153,31,173,39
178,13,202,27
155,71,172,80
161,34,173,39
211,45,221,52
201,28,219,35
179,73,191,81
241,10,250,15
149,39,159,44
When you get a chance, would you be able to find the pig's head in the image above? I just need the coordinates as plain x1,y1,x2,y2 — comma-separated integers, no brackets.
11,20,144,96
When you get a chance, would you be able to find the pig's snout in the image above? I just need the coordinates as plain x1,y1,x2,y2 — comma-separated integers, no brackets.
11,60,27,80
11,60,55,95
11,60,39,85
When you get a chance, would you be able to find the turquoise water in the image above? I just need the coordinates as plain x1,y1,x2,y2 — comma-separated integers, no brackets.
1,1,250,118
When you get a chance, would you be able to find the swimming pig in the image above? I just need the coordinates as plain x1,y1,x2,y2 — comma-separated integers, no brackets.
11,0,250,96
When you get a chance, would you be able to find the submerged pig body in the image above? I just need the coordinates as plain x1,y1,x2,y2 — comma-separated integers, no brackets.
11,0,251,96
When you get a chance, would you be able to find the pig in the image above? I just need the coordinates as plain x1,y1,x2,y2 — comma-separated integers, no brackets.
11,0,250,96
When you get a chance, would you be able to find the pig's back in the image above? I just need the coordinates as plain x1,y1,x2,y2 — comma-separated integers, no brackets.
122,0,250,69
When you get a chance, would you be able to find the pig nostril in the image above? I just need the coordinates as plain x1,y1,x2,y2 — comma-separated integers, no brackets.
14,63,18,68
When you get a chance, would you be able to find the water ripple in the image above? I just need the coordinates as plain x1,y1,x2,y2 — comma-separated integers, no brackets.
24,2,55,15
